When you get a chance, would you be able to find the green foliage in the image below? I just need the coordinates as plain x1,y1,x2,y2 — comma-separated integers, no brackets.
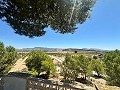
0,42,8,74
91,59,105,77
6,46,17,64
61,53,92,83
0,42,17,74
41,60,56,75
47,53,65,57
6,46,16,52
0,0,96,37
93,55,97,59
28,68,38,76
76,55,92,79
61,53,79,83
26,50,56,78
0,42,5,59
104,50,120,86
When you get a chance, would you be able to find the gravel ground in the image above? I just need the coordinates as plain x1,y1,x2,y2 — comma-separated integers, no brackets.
9,57,28,72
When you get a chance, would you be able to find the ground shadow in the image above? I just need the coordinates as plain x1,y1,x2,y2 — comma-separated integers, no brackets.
75,78,94,87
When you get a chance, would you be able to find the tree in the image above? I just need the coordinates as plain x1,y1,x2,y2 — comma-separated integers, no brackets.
93,55,97,59
61,53,79,83
25,50,56,78
0,0,96,37
0,42,6,73
91,59,104,77
41,59,56,78
6,46,17,64
6,46,16,52
104,50,120,86
76,55,92,80
0,42,17,74
61,54,92,83
0,42,5,59
74,51,77,53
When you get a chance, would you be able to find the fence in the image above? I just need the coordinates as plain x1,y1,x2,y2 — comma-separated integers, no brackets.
0,75,83,90
26,78,82,90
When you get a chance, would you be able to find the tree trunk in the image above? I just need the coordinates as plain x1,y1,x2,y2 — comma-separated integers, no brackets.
84,73,87,80
46,70,50,79
37,70,41,77
96,70,100,77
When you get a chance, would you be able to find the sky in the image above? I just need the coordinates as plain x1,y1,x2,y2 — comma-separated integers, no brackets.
0,0,120,50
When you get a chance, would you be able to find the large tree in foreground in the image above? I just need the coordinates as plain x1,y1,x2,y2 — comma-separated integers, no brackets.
0,0,96,37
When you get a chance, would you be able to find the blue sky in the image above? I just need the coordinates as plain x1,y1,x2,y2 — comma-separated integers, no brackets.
0,0,120,50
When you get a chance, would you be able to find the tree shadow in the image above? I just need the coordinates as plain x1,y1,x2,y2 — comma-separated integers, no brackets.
36,74,49,79
92,75,103,79
75,78,94,87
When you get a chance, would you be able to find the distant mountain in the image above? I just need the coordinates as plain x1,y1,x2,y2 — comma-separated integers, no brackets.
17,47,62,52
17,47,110,52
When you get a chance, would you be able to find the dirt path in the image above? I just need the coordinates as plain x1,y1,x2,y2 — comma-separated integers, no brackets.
9,57,28,72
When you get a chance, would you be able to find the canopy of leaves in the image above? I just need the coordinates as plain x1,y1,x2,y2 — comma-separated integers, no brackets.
6,46,16,52
0,0,96,37
75,55,92,79
41,59,56,76
61,53,92,83
104,50,120,86
0,42,5,59
92,59,104,77
26,50,56,77
6,46,17,64
0,42,17,74
61,53,79,83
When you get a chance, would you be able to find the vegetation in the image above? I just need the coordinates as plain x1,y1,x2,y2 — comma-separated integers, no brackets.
1,41,120,87
25,50,56,78
91,59,105,77
61,53,92,83
92,55,98,59
0,42,17,74
61,53,78,83
0,0,96,37
47,52,65,57
60,53,107,84
76,55,92,80
104,50,120,87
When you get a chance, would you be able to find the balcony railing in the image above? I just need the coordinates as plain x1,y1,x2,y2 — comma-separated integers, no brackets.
0,73,84,90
